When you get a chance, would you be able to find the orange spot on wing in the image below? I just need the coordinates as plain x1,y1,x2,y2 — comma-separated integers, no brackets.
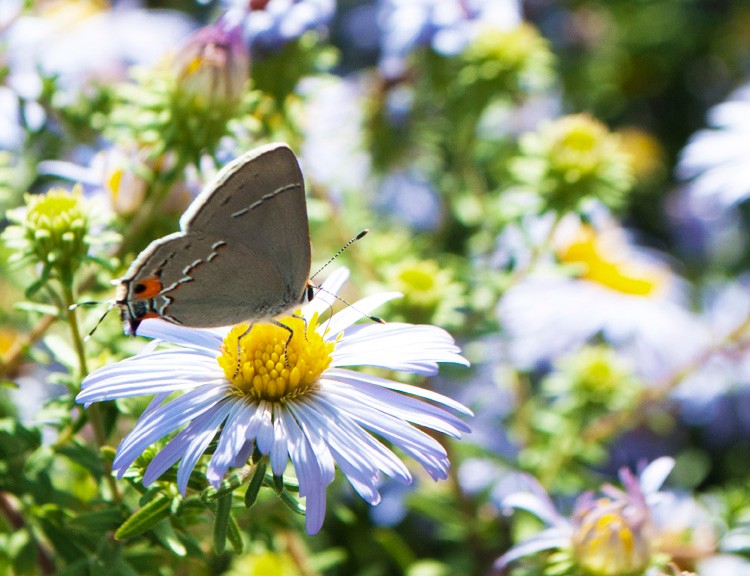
134,276,163,299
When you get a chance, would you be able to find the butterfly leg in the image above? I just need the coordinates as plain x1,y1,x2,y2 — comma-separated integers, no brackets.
291,312,310,343
233,323,254,378
270,319,295,368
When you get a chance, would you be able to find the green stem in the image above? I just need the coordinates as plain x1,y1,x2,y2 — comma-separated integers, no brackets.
62,282,88,380
62,281,121,501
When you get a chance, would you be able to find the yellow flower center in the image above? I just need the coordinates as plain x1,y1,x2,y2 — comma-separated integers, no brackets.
573,498,652,576
217,313,334,402
558,225,665,296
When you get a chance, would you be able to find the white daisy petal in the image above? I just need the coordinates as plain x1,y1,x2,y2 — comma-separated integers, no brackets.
331,323,468,374
322,387,451,480
177,401,236,494
231,441,255,469
113,385,229,475
310,394,412,483
285,400,336,486
494,529,573,570
255,400,275,455
271,404,290,477
321,376,469,437
136,318,227,351
327,367,473,417
207,400,256,486
78,365,218,403
321,292,403,336
143,400,234,488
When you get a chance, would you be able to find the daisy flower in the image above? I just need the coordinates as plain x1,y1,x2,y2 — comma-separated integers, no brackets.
498,215,709,381
76,268,471,535
495,457,676,575
676,82,750,215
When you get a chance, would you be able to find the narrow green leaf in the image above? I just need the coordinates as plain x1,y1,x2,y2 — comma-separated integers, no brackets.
244,461,267,508
278,490,305,516
212,493,232,555
115,496,171,540
226,512,244,555
151,518,187,557
14,300,59,316
272,474,284,494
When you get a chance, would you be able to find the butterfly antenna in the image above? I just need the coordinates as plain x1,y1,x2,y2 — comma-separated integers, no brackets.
69,301,117,341
312,285,385,325
310,229,369,281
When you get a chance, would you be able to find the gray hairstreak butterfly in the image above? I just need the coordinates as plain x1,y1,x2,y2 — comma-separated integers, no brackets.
76,142,378,350
117,142,313,335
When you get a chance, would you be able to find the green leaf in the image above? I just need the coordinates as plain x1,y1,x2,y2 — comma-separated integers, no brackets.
278,489,305,516
212,493,232,555
226,511,244,555
115,495,171,540
151,518,187,557
67,508,124,533
244,461,267,508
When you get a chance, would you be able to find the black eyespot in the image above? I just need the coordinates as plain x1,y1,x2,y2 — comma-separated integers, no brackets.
133,283,147,295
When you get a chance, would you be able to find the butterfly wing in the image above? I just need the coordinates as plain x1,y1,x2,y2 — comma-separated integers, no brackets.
120,231,292,328
180,143,311,301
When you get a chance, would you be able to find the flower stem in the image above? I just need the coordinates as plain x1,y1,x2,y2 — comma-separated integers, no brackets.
62,281,121,500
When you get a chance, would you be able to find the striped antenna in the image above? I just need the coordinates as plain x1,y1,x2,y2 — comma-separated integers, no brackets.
309,230,384,325
69,301,117,341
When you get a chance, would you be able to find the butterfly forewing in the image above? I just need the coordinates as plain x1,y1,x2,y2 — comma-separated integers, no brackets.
181,143,310,296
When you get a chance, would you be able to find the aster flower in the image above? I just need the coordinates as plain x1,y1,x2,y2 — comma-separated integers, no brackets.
498,215,709,381
676,83,750,215
510,114,634,213
229,0,336,56
76,268,471,535
171,11,249,112
495,457,676,575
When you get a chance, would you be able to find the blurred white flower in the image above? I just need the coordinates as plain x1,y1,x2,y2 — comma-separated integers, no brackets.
498,214,709,381
5,0,194,99
299,75,373,202
676,83,750,216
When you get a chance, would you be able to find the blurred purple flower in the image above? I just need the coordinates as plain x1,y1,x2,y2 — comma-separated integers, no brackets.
495,457,675,573
377,0,521,78
226,0,335,55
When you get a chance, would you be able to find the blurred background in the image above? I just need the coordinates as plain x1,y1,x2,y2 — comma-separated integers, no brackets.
3,1,750,575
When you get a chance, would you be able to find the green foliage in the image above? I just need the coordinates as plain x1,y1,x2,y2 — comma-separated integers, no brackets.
2,1,749,575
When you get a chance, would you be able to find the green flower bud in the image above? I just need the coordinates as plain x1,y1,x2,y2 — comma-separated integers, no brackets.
544,346,641,411
5,186,91,285
512,114,634,213
384,258,465,327
459,23,553,97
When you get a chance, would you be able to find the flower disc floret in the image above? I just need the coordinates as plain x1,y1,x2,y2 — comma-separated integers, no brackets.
218,313,334,401
572,497,653,576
